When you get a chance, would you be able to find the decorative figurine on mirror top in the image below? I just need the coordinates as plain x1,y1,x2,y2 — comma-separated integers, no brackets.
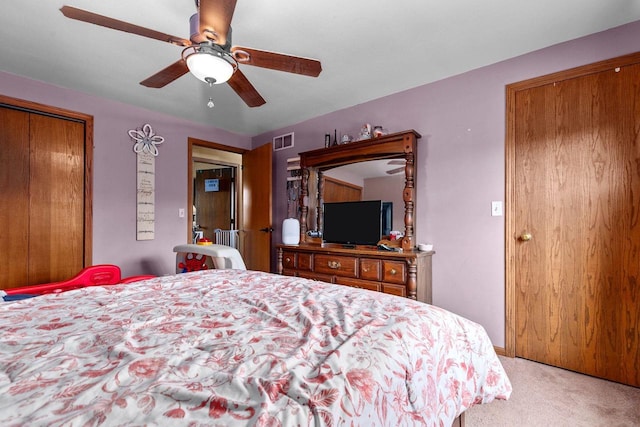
332,129,339,146
358,123,372,140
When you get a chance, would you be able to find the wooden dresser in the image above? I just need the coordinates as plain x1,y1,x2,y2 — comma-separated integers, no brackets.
277,244,433,303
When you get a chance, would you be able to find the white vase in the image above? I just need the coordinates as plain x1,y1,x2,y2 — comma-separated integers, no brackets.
282,218,300,245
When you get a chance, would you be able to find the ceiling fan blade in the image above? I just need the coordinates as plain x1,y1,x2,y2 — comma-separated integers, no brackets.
386,167,404,175
60,6,191,47
198,0,237,46
140,60,190,88
231,47,322,77
227,69,266,107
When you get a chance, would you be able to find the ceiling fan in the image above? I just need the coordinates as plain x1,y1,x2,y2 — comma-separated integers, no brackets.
60,0,322,107
386,160,405,175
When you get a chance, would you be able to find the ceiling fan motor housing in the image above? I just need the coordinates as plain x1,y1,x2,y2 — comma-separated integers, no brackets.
190,13,205,43
189,12,231,48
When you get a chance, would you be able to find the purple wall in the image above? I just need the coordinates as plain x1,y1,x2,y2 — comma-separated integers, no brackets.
0,73,251,277
255,20,640,347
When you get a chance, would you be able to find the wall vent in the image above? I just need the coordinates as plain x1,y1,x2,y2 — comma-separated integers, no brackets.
273,132,294,151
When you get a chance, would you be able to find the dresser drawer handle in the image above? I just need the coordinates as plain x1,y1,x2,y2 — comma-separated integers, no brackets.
390,268,397,275
285,257,292,263
328,260,341,269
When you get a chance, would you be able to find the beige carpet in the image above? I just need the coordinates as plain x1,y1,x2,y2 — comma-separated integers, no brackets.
465,356,640,426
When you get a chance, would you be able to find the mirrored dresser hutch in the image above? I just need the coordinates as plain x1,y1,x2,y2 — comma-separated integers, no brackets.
276,130,433,303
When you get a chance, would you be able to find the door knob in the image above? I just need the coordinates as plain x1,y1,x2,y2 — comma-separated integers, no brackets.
520,232,532,241
259,227,274,233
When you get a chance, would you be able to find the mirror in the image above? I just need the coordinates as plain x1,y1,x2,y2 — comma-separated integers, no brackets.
305,160,407,237
299,130,420,250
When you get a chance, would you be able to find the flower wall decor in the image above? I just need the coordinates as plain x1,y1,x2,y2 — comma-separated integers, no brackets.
127,124,164,240
128,123,164,156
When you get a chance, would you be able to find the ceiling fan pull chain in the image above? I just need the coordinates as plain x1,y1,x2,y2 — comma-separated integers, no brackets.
207,78,215,108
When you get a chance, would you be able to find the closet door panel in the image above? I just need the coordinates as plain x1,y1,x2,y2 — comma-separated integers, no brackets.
29,114,85,284
0,107,30,288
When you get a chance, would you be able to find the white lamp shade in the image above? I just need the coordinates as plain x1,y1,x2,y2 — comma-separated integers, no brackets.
186,51,234,84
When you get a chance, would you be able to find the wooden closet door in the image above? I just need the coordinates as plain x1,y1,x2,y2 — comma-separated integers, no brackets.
28,114,85,284
0,107,30,286
513,63,640,386
323,176,363,202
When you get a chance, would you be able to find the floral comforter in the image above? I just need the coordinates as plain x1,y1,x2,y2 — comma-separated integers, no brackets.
0,270,511,426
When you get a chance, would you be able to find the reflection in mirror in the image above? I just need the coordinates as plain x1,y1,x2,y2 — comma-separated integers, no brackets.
307,159,406,237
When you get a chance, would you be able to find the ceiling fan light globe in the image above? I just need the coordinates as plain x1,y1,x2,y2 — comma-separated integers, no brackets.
185,49,234,84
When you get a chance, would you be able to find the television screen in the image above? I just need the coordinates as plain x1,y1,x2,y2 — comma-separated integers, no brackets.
323,200,382,246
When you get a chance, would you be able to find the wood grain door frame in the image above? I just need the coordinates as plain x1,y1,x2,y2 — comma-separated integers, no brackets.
187,137,246,244
187,138,273,271
505,51,640,357
0,94,93,266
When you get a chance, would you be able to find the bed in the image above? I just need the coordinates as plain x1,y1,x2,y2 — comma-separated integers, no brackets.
0,269,511,426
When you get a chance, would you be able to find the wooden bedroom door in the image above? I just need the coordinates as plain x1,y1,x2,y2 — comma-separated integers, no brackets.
0,100,91,289
509,56,640,386
242,142,272,272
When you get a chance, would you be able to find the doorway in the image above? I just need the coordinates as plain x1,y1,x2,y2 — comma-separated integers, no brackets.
193,163,238,244
187,138,273,272
506,52,640,386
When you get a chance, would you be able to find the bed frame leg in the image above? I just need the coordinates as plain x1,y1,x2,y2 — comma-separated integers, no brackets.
452,412,465,427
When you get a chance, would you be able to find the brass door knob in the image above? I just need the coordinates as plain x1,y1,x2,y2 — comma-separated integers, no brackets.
520,232,532,241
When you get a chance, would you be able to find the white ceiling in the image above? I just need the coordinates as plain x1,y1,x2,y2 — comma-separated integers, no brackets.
2,0,639,137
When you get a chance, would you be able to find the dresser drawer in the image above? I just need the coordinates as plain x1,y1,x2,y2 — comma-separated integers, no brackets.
281,251,297,269
298,271,333,284
335,277,380,292
359,258,381,281
315,254,358,278
382,283,406,297
382,260,406,285
298,252,313,271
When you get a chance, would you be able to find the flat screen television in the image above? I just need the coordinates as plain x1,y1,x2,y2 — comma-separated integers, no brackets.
323,200,382,246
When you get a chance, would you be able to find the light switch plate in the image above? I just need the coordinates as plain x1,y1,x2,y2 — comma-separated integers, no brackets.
491,201,503,216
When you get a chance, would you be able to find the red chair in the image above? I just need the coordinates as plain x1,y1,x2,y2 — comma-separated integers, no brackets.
3,264,155,296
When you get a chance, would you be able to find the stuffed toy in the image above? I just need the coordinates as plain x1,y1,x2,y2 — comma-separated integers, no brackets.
178,252,208,272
